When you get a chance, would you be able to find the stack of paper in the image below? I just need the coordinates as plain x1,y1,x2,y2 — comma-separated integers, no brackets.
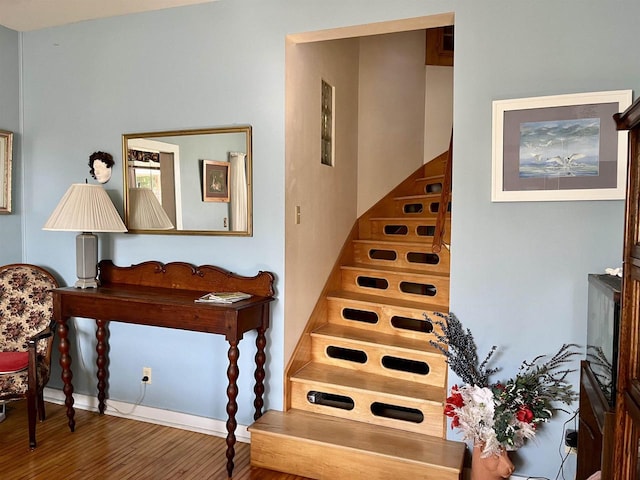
195,291,252,304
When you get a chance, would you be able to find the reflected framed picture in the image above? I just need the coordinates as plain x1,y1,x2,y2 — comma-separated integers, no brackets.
202,160,230,202
0,130,13,214
492,90,632,202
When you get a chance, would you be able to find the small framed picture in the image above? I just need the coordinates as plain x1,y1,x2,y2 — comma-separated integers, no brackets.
492,90,632,202
0,130,13,214
202,160,230,202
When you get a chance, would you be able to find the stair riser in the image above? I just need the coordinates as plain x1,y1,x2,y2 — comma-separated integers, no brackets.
353,241,450,274
290,381,445,436
394,197,443,218
327,299,445,340
341,269,449,307
250,432,460,480
367,218,450,243
413,176,446,197
310,336,446,387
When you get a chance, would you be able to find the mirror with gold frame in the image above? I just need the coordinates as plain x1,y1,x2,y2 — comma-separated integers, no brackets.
0,130,12,214
122,126,252,236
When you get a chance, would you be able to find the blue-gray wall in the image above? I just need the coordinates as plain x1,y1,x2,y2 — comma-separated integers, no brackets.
0,25,21,263
10,1,640,478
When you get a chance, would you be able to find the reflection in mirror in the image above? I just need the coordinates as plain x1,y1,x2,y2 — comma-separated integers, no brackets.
0,130,13,214
122,126,252,235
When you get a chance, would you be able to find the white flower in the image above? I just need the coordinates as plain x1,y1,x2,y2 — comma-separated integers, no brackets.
468,386,495,409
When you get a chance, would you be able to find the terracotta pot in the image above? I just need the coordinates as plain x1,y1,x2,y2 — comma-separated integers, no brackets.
470,444,515,480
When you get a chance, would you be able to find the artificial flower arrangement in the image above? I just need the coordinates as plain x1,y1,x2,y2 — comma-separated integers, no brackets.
428,312,579,458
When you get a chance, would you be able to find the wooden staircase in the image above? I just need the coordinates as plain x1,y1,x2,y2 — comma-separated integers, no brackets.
249,151,465,479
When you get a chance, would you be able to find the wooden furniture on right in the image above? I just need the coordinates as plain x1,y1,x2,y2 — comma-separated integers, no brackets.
612,96,640,479
577,274,620,479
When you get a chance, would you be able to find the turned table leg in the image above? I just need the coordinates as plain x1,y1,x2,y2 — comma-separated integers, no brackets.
226,340,239,479
96,318,107,414
57,318,76,432
254,324,267,420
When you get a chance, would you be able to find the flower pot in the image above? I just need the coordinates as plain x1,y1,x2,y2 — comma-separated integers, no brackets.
470,444,514,480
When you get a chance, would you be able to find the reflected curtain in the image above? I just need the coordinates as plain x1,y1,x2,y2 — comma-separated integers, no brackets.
229,152,247,231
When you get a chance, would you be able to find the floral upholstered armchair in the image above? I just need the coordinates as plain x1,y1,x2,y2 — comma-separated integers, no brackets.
0,264,58,448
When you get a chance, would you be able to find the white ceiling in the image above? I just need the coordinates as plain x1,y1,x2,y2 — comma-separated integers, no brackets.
0,0,216,32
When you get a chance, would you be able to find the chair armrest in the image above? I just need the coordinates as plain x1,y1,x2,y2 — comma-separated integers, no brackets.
26,319,55,347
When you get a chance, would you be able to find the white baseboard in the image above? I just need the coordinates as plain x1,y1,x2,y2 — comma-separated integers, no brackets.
43,387,251,443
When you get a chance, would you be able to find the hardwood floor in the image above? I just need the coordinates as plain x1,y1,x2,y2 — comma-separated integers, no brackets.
0,400,310,480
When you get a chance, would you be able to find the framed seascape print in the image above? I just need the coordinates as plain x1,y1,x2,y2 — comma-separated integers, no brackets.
492,90,632,202
0,130,12,213
202,160,230,202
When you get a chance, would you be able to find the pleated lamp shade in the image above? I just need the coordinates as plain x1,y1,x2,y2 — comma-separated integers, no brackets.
128,188,174,230
43,183,127,232
43,183,126,288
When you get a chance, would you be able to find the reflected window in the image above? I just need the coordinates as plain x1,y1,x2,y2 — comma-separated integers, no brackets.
129,149,162,200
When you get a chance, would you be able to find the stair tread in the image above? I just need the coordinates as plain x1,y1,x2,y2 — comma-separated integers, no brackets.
312,323,441,355
352,238,437,248
291,362,444,401
249,409,465,471
368,216,445,222
394,193,442,201
342,262,450,277
416,174,445,182
326,290,448,312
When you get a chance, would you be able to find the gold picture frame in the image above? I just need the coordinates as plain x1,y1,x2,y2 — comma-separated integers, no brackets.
0,130,13,214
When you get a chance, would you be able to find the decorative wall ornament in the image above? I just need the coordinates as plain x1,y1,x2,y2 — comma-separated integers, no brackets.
88,151,114,184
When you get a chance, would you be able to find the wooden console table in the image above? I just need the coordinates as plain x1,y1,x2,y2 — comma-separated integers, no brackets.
52,260,275,479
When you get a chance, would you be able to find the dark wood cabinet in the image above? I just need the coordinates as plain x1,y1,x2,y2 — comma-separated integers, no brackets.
578,274,621,479
613,97,640,479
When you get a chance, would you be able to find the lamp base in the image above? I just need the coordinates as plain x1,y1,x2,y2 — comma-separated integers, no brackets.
74,277,99,289
76,232,98,289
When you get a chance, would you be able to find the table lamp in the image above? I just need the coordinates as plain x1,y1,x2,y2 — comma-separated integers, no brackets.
128,188,174,230
43,183,127,288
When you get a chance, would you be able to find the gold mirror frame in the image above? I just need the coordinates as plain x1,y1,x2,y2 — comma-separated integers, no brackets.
0,130,13,214
122,126,252,236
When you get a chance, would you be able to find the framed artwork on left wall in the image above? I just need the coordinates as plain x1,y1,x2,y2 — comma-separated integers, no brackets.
492,90,632,202
0,130,12,214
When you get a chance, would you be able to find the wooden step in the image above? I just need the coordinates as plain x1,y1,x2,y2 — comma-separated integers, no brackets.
310,323,446,386
353,238,450,274
366,217,451,243
289,362,445,435
411,174,445,196
393,193,451,218
368,194,449,219
340,264,449,307
326,290,447,340
249,409,466,480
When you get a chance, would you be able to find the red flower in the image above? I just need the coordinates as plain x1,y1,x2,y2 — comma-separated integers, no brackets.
451,415,460,428
446,387,464,409
516,406,534,423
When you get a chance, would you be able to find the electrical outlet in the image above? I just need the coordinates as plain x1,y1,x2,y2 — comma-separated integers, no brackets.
142,367,152,384
565,445,577,455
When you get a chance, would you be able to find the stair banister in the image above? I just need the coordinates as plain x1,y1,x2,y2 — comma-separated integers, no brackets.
432,131,452,253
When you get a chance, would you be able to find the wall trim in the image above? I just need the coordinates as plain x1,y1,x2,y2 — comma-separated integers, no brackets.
44,387,251,443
